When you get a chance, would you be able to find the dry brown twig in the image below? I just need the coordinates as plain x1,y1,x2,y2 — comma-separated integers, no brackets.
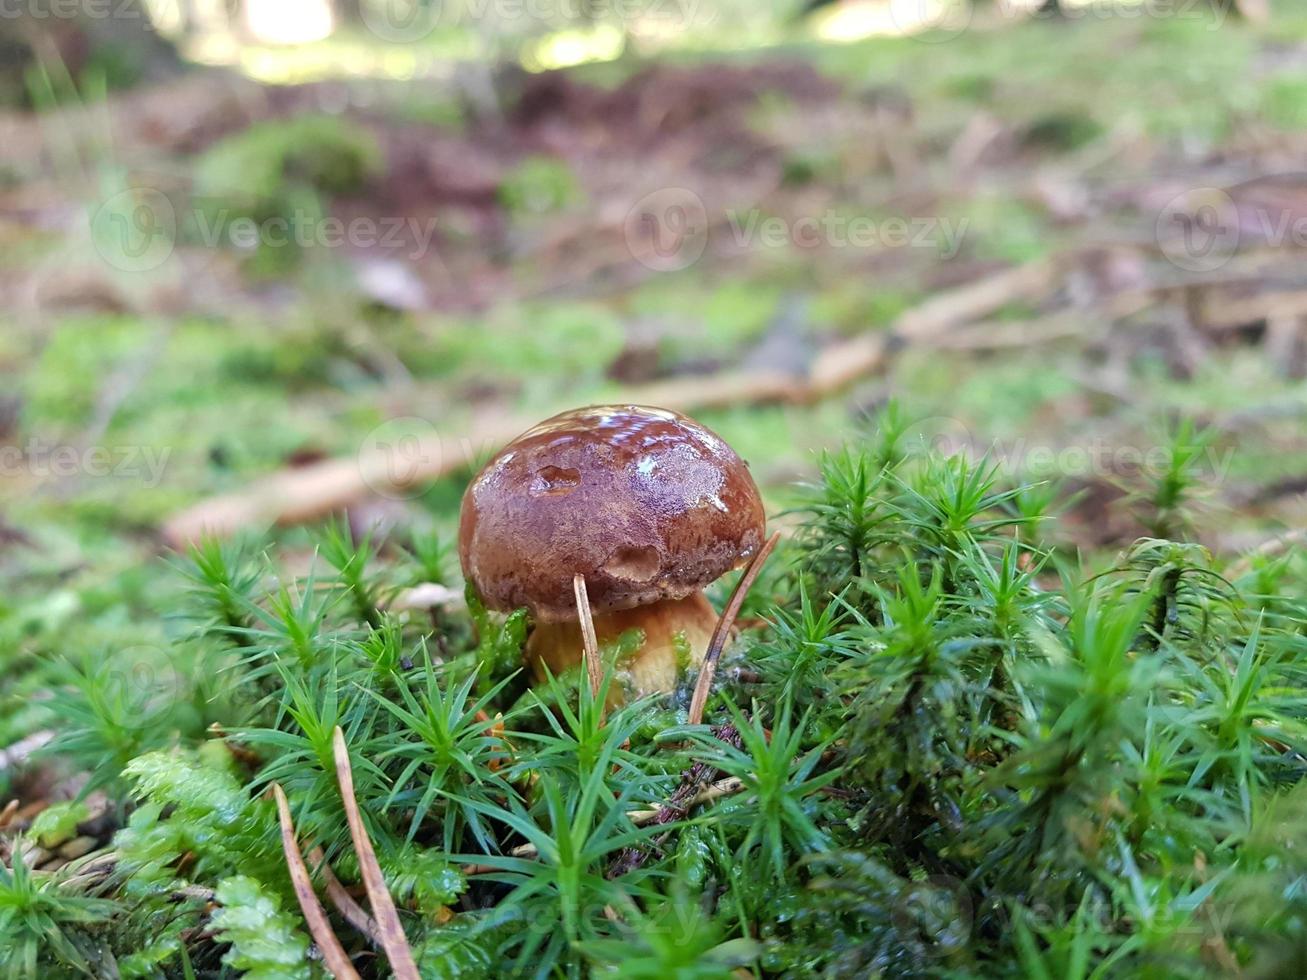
573,573,603,708
626,775,744,826
162,257,1072,546
332,728,420,980
460,775,745,875
1226,529,1307,582
808,255,1063,393
307,846,382,946
687,531,782,726
607,723,748,878
273,784,361,980
0,730,55,775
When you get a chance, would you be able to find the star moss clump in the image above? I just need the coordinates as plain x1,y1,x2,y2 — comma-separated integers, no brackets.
8,408,1307,978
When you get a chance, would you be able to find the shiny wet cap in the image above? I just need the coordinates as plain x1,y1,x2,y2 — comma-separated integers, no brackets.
458,405,766,621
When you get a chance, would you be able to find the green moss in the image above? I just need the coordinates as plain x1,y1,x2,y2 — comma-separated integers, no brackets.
7,408,1307,976
498,155,582,216
195,114,382,204
625,276,784,364
29,801,90,848
1261,74,1307,130
210,877,312,980
23,317,155,432
431,302,625,386
948,192,1052,265
1023,110,1104,152
189,115,382,275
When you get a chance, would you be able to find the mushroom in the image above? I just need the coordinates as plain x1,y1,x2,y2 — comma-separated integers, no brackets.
458,405,766,697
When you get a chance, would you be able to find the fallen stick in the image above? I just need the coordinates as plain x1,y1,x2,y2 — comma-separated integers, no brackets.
574,574,603,709
1225,529,1307,582
461,775,745,875
687,531,782,726
332,728,419,980
609,724,748,877
0,730,55,774
308,846,383,946
274,785,361,980
163,370,804,546
163,258,1066,546
625,775,745,826
808,256,1062,392
1199,289,1307,333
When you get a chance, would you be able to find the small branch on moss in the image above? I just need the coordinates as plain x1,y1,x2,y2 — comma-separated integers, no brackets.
332,728,420,980
610,726,747,877
53,848,214,903
385,582,464,613
308,846,382,946
162,258,1067,545
1226,529,1307,581
273,784,361,980
626,774,745,826
461,774,745,876
0,730,55,775
808,256,1062,393
574,573,603,710
688,531,781,726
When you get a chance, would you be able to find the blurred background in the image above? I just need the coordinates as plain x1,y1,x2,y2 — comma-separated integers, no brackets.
3,0,1307,744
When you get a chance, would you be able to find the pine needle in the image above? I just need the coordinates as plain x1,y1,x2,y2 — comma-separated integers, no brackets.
272,784,360,980
574,573,603,708
307,846,381,947
332,727,420,980
688,531,782,725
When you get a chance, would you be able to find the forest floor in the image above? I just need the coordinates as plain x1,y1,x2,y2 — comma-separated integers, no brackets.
4,0,1307,908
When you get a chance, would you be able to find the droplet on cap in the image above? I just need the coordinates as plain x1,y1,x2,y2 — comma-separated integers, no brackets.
529,465,582,497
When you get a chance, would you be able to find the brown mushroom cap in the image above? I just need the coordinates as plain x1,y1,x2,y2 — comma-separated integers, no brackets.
459,405,766,621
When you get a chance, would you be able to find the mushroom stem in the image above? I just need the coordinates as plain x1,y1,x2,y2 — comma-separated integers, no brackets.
527,592,719,699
